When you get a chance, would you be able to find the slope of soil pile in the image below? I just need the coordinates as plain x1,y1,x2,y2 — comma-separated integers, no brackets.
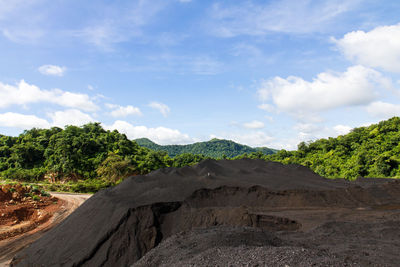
11,159,400,266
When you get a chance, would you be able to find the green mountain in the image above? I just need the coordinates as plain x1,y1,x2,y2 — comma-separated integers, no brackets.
135,138,277,158
0,123,177,182
267,117,400,179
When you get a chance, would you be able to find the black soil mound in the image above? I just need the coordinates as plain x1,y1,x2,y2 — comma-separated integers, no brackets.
11,159,400,266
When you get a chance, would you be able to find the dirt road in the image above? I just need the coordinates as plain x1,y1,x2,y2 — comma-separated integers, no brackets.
0,192,91,266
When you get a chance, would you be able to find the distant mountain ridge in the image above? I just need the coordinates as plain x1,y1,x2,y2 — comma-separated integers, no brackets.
135,138,277,158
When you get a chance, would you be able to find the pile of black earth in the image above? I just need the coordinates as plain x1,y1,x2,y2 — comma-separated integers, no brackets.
11,159,400,266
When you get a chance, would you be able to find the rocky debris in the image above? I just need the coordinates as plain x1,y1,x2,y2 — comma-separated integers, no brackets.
0,184,57,241
134,227,358,267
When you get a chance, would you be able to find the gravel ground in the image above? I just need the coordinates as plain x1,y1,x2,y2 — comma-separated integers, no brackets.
133,227,360,267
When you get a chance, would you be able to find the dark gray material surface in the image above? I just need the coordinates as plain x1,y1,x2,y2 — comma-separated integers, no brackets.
11,159,399,266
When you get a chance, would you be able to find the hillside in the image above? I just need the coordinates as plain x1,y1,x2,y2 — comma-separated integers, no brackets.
0,123,179,183
135,138,277,158
267,116,400,179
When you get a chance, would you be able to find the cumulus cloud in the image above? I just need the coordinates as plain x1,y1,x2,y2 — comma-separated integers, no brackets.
105,120,193,145
106,104,142,117
0,112,50,129
333,124,352,135
148,101,170,117
257,65,391,119
334,23,400,73
366,101,400,118
47,109,94,127
0,80,98,112
243,120,265,129
38,65,66,76
0,109,95,129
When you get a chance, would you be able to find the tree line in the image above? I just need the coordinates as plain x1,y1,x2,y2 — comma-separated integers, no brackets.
1,117,399,188
0,123,210,183
135,137,276,158
263,117,400,179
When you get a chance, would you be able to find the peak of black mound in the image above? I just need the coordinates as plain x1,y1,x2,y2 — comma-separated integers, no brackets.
11,159,400,267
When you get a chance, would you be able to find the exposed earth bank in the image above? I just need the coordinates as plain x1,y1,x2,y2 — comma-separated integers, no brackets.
11,159,400,266
0,192,91,266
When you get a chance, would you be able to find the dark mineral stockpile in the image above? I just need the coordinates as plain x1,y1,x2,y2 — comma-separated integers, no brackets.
11,159,400,266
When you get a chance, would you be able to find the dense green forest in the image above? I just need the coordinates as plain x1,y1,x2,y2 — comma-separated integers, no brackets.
0,123,210,185
135,138,277,158
265,117,400,179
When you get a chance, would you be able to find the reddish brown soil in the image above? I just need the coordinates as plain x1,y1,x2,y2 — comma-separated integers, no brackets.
0,196,62,241
0,192,91,266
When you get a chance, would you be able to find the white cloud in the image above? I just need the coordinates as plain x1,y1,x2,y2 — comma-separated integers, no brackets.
106,104,142,117
149,101,170,117
178,0,192,3
0,112,50,129
211,131,273,147
139,53,223,75
38,65,66,76
333,124,352,135
243,120,264,129
366,101,400,118
0,80,98,112
48,109,94,127
74,23,132,51
334,23,400,73
209,0,361,37
257,65,390,119
73,1,166,50
1,28,44,43
0,0,45,43
258,103,275,113
105,120,193,145
294,123,322,134
0,109,95,129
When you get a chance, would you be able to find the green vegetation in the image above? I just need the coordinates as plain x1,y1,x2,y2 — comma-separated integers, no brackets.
135,138,277,158
0,123,176,191
0,123,212,192
266,117,400,179
2,117,400,193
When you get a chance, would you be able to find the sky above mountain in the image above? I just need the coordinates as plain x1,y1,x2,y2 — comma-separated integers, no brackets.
0,0,400,149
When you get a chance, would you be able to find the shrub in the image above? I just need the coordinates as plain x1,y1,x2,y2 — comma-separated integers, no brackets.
40,189,50,197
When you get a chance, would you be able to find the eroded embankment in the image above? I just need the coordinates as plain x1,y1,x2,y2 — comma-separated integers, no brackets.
11,159,400,266
1,193,91,266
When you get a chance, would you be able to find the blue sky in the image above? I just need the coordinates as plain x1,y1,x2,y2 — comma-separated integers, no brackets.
1,0,400,149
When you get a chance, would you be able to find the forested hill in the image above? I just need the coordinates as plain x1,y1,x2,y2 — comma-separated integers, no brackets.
266,117,400,179
135,138,277,158
0,123,197,182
